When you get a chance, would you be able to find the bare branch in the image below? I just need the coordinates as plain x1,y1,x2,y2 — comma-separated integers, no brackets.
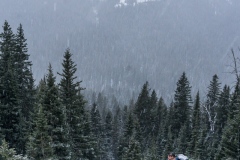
202,101,218,133
231,48,239,81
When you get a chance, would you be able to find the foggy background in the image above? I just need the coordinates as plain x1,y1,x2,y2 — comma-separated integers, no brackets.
1,0,240,104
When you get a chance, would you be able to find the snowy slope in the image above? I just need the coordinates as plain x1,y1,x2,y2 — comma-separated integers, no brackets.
1,0,240,104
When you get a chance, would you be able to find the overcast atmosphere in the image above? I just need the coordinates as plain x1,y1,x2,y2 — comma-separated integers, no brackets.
1,1,240,159
1,0,240,103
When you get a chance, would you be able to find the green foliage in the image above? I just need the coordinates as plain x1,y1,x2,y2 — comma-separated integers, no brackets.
218,111,240,159
58,48,97,159
216,85,230,135
122,138,142,160
0,140,28,160
188,92,201,157
0,21,35,155
102,110,114,159
26,106,53,160
43,64,70,159
2,20,240,160
173,72,192,138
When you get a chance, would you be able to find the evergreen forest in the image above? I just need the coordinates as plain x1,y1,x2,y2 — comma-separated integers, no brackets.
0,21,240,160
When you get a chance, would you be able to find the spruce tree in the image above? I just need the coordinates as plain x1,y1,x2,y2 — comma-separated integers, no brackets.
102,110,114,160
122,138,142,160
134,81,151,147
204,75,221,159
188,91,201,157
90,103,103,159
173,72,192,137
218,111,240,159
15,24,35,154
163,126,174,159
27,106,53,160
44,64,69,159
156,99,168,159
112,106,122,159
216,85,230,135
205,74,221,132
0,20,20,152
154,97,167,138
149,90,158,137
15,23,34,120
58,48,96,159
229,80,240,119
194,125,208,160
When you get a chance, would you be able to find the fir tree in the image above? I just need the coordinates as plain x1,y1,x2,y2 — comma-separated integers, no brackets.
205,74,221,132
44,64,69,159
15,24,35,154
0,20,21,152
134,82,151,147
0,139,29,160
112,106,122,159
188,91,201,157
90,103,103,159
216,85,230,135
154,97,167,138
173,72,192,138
58,48,96,159
102,110,114,160
194,125,208,160
163,126,174,159
229,80,240,119
149,90,158,137
27,106,53,160
204,75,221,159
122,138,142,160
218,111,240,159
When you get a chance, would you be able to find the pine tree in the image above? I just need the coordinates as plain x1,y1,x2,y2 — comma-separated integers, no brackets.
0,20,21,152
14,24,35,154
97,92,108,119
176,123,189,154
90,103,103,159
194,124,208,160
156,99,168,159
216,85,230,135
205,74,221,132
218,111,240,159
15,23,34,120
162,126,174,159
122,138,142,160
154,97,167,138
204,75,221,159
134,81,151,147
188,91,201,157
229,80,240,119
44,64,69,159
112,106,122,159
149,90,158,137
102,110,114,160
27,106,53,160
173,72,192,137
0,139,29,160
58,48,96,159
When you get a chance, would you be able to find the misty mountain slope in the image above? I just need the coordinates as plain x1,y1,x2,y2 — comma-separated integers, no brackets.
1,0,240,103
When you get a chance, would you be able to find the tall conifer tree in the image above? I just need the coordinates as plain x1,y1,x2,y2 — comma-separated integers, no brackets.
27,106,53,160
58,48,96,159
188,91,201,157
44,64,69,159
173,72,192,137
0,21,21,152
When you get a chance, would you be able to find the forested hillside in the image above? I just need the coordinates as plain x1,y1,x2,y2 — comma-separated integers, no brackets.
0,21,240,160
1,0,240,105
